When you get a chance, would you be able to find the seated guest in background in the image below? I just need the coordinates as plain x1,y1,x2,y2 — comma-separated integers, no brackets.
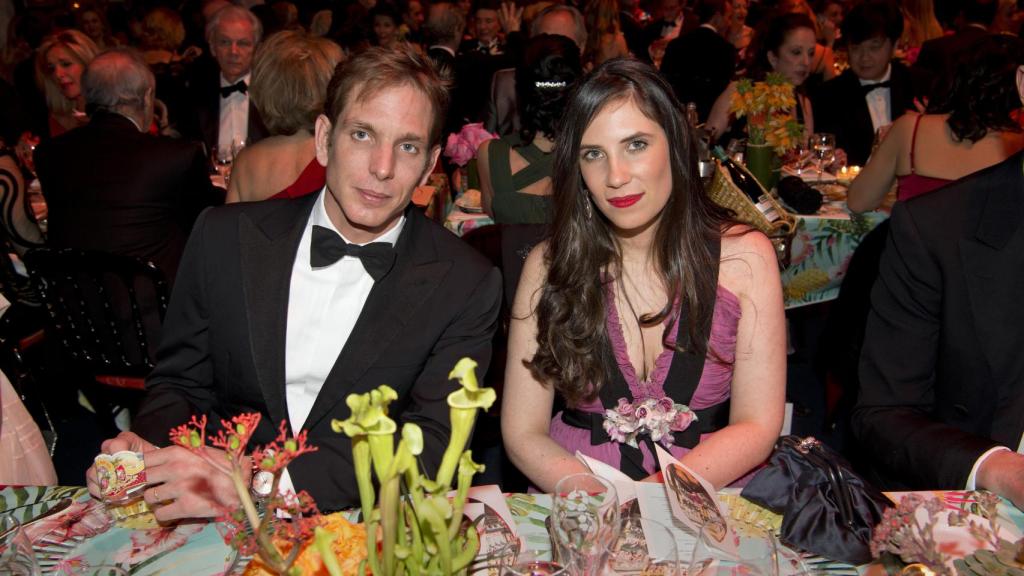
226,31,343,203
776,0,835,89
707,12,817,145
582,0,630,68
899,0,943,58
140,7,195,133
813,0,914,167
501,58,785,491
370,3,404,49
424,1,465,79
726,0,754,69
77,6,120,50
184,5,268,158
847,35,1024,212
86,48,501,518
34,30,99,139
485,4,586,139
34,48,221,286
660,0,737,123
453,0,523,129
913,0,993,103
476,34,581,224
851,64,1024,510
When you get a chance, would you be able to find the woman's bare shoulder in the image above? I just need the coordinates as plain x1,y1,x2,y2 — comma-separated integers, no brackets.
718,225,777,295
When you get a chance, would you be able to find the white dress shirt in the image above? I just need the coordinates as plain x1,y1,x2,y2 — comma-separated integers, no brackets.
277,188,405,493
218,72,251,154
859,64,892,134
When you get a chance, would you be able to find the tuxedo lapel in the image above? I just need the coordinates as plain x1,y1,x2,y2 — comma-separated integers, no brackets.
239,195,317,429
302,210,453,431
958,155,1024,416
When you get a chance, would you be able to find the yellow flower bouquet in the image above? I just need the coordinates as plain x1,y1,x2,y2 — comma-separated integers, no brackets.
730,73,804,154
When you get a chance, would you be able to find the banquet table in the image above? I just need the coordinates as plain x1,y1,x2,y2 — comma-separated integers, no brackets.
4,485,1022,575
443,197,889,310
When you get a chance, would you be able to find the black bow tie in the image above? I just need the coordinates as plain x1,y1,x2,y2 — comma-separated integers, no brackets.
220,80,247,98
310,225,396,281
861,80,891,95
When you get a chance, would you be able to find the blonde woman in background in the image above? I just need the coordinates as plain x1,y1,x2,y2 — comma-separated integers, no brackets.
139,7,187,65
226,31,344,203
583,0,629,68
900,0,943,55
76,6,120,50
34,30,99,138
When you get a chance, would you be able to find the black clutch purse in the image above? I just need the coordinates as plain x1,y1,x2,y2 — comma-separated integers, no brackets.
740,436,892,565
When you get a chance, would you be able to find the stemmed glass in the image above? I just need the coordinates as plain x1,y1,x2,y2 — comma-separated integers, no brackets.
811,133,836,184
550,473,620,576
211,138,246,187
603,515,680,576
689,524,778,576
0,514,40,576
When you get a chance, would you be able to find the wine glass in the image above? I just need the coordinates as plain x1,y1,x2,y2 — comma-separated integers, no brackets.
689,524,778,576
811,133,836,184
0,514,40,576
603,515,680,576
550,473,620,576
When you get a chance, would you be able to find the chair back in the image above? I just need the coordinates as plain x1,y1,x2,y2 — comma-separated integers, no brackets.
24,248,169,379
0,152,43,252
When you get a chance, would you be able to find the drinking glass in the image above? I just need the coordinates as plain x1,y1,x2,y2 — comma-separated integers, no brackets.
603,515,680,576
689,524,778,576
211,145,234,186
0,514,40,576
503,550,567,576
811,133,836,183
550,473,620,576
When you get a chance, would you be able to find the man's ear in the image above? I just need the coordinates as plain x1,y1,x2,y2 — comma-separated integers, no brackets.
1017,66,1024,106
419,145,442,186
314,114,333,167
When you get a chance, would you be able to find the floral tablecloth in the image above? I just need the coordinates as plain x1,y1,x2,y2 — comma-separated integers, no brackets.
781,209,888,309
4,486,1023,575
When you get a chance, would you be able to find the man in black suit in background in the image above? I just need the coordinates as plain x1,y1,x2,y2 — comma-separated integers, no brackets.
813,0,914,166
424,0,465,79
34,48,221,285
183,4,268,157
852,65,1024,510
86,47,502,517
660,0,736,123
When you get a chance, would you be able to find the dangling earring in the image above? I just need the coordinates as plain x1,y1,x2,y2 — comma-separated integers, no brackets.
581,185,593,220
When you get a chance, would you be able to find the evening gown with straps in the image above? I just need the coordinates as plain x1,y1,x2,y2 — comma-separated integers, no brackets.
486,136,553,224
269,157,327,200
550,239,742,481
896,114,953,201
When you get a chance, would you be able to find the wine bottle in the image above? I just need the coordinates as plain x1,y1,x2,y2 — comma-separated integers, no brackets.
712,146,780,223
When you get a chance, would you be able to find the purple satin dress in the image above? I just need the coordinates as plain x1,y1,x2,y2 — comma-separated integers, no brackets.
550,282,741,477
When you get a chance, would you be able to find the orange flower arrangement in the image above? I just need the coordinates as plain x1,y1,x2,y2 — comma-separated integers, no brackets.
730,73,805,154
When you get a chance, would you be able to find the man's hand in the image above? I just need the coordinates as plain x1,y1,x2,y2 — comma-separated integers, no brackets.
86,432,158,500
87,432,246,522
499,1,522,33
141,445,245,522
977,450,1024,511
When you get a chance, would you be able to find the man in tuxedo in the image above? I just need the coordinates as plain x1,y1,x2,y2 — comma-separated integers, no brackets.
34,48,221,285
813,0,914,166
86,48,503,518
424,1,465,79
660,0,736,123
852,69,1024,509
184,5,268,156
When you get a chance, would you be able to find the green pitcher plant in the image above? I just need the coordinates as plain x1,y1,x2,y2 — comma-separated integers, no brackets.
332,357,496,576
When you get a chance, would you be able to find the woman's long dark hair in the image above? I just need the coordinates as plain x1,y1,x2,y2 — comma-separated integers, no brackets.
746,11,816,81
926,34,1024,143
516,33,583,144
526,58,733,406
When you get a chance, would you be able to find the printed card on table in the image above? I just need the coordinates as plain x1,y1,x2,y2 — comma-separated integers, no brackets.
655,445,738,555
458,484,522,567
575,451,637,503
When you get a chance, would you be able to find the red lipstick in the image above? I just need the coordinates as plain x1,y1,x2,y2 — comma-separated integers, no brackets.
607,193,644,208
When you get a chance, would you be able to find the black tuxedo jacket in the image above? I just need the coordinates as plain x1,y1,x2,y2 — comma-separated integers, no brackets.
184,67,268,156
852,151,1024,490
33,111,221,284
131,196,502,511
812,62,914,166
660,26,736,122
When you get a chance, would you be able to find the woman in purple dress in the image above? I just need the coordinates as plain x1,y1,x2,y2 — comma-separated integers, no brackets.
501,58,786,492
